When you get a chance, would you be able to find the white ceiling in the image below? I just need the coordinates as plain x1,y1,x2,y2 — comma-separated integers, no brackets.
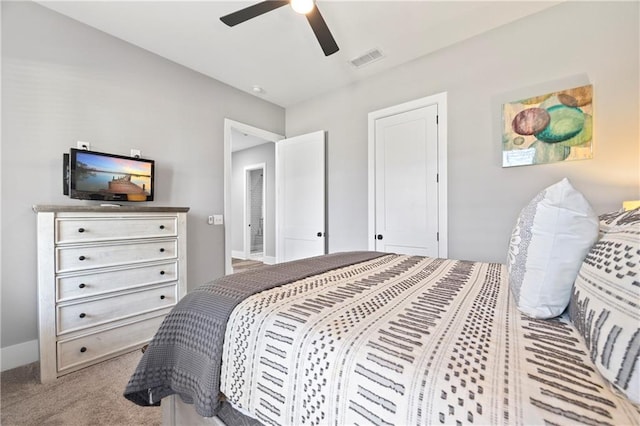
36,1,561,108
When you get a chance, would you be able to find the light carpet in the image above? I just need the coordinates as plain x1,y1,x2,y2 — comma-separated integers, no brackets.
1,350,161,426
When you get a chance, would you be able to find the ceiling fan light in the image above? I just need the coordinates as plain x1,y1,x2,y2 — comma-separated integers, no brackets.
291,0,315,15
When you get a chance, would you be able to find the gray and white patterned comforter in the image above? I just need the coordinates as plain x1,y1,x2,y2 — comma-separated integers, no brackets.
124,251,386,417
219,254,639,425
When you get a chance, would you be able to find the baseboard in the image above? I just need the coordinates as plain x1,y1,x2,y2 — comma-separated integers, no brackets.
231,250,246,260
1,339,38,372
248,252,263,261
263,256,276,265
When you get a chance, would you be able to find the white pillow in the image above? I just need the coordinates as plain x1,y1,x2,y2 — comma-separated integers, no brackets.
507,178,598,318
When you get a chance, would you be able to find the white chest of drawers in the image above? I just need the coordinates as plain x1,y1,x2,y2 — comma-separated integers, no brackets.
34,205,189,382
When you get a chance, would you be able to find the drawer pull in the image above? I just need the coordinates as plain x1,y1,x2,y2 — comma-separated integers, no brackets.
78,228,85,233
78,283,86,289
80,347,87,353
160,271,165,275
160,248,165,253
79,256,86,261
160,295,166,300
159,225,165,230
79,313,86,318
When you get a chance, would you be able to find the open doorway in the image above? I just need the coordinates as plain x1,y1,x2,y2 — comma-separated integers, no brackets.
224,119,284,275
231,140,274,269
224,119,328,275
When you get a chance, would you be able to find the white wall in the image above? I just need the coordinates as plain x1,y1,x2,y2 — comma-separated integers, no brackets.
1,2,284,356
286,1,640,263
231,143,276,259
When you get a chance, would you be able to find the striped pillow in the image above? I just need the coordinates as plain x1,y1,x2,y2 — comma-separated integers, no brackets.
598,207,640,236
569,219,640,404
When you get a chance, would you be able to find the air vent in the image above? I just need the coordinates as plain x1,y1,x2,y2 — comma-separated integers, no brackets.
349,48,384,68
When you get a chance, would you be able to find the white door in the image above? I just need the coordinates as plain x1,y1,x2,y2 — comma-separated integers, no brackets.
244,165,265,260
373,104,440,256
276,131,326,263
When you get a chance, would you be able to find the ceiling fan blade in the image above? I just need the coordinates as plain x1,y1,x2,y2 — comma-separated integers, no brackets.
220,1,289,27
306,5,339,56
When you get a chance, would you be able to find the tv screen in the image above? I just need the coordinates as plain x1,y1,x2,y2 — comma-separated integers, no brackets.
68,148,154,202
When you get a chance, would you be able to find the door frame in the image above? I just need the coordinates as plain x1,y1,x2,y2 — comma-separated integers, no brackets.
244,163,266,260
367,92,448,257
224,119,284,275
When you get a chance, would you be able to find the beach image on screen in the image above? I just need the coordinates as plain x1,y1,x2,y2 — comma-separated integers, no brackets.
75,152,152,196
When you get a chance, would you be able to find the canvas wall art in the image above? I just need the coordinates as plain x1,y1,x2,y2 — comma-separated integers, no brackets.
502,84,593,167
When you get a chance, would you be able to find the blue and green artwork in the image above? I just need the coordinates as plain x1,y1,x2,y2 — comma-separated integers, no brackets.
502,85,593,167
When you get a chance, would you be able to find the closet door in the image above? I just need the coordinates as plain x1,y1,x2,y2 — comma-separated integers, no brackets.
372,104,440,256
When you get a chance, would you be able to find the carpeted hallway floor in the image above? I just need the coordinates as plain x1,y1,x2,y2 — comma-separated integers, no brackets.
1,350,161,426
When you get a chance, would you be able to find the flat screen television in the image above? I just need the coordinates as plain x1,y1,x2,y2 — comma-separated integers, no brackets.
66,148,154,202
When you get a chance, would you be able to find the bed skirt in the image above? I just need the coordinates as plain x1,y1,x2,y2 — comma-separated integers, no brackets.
163,395,259,426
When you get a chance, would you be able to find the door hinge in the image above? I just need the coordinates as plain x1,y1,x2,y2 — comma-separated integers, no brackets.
437,232,439,241
436,115,439,124
436,173,439,183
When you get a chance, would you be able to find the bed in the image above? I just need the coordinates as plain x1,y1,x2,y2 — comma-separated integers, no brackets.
125,180,640,425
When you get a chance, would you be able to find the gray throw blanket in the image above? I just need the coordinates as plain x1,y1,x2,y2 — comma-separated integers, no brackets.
123,251,385,417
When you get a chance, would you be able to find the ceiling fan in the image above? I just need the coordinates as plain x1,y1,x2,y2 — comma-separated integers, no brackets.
220,0,339,57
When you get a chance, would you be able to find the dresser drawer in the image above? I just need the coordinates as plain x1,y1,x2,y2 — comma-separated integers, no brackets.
57,284,177,334
57,261,178,302
56,239,177,273
57,313,167,373
56,217,177,244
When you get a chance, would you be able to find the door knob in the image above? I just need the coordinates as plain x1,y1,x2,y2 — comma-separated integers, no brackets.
376,234,383,240
317,232,323,237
